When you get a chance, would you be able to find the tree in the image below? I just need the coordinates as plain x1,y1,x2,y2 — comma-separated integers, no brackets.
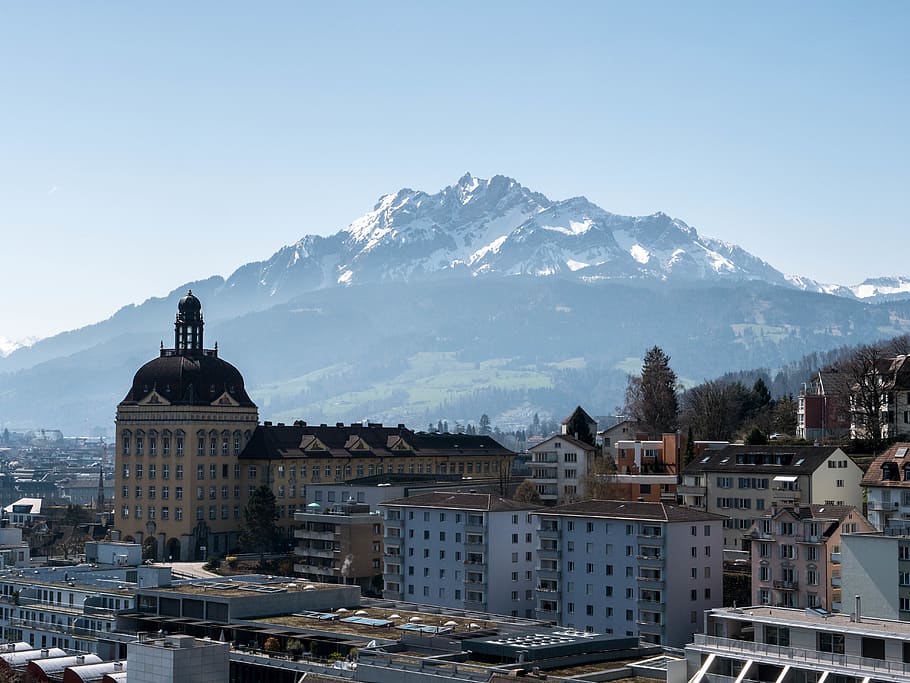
239,485,282,563
744,427,768,445
680,380,749,441
513,479,543,504
771,394,799,436
479,414,492,434
626,346,679,437
684,426,695,466
845,343,890,443
563,407,596,447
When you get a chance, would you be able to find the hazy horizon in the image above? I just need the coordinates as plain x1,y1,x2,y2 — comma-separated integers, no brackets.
2,2,907,341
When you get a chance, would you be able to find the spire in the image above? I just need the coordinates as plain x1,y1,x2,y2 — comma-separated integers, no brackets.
174,290,204,354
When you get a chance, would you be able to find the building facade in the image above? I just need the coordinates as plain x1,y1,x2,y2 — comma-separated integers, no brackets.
797,369,851,441
293,501,384,590
114,292,260,561
679,445,864,549
861,442,910,532
528,435,596,504
533,500,724,648
748,504,873,611
380,492,540,617
688,605,910,683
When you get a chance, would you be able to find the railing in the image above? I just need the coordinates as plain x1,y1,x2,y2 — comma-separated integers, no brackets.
773,580,798,590
692,633,910,677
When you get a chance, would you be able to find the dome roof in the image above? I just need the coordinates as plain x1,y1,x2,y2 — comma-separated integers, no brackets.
178,290,202,315
122,353,255,407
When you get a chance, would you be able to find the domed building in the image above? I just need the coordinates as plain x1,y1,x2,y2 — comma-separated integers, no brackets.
114,292,259,561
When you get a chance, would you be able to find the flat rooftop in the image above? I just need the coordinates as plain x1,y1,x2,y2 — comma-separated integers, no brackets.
711,606,910,638
145,576,340,598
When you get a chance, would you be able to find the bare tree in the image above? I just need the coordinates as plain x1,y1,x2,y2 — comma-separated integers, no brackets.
680,380,750,441
846,343,890,442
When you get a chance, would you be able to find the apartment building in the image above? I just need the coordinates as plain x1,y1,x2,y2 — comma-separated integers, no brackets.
0,559,171,657
292,500,383,590
748,504,873,611
380,492,541,617
861,442,910,532
533,500,724,647
797,369,851,441
528,435,596,504
679,445,863,549
688,605,910,683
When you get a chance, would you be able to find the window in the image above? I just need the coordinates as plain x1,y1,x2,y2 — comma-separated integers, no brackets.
176,486,183,500
765,625,790,646
176,464,183,480
175,507,183,521
162,464,169,480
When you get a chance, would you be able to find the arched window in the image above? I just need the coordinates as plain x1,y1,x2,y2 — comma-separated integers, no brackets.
161,430,171,456
175,429,185,456
221,430,230,456
121,430,132,457
209,430,218,456
196,431,206,457
135,430,145,456
233,431,242,456
148,430,158,457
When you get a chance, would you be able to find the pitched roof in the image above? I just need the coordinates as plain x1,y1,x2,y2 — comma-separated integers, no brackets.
240,423,514,461
379,491,542,512
534,499,727,523
682,445,843,475
529,434,595,452
861,442,910,487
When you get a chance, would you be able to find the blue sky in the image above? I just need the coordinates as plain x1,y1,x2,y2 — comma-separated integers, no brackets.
1,2,907,341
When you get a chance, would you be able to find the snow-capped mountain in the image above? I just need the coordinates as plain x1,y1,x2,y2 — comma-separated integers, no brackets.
228,173,791,296
0,336,36,358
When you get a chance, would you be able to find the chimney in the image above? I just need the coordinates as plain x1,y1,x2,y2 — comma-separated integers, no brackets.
40,648,49,657
856,595,862,623
114,661,123,672
76,654,85,665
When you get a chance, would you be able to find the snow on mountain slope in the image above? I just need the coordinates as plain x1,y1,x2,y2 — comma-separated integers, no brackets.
0,336,37,357
220,173,903,301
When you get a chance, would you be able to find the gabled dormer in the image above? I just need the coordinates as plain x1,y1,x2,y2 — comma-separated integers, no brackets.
300,435,328,452
344,435,371,452
387,435,412,452
211,391,240,407
138,390,171,406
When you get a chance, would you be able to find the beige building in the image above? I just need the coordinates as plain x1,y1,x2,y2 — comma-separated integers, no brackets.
114,291,259,561
680,445,864,550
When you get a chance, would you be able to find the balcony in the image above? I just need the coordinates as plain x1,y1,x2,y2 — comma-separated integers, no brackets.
295,527,334,540
536,584,559,594
465,535,485,548
637,554,664,566
464,519,487,533
772,488,802,502
538,527,560,541
637,598,664,609
831,552,841,564
464,593,486,607
868,500,899,511
773,579,798,590
295,546,336,559
538,547,561,560
464,555,486,566
536,566,561,581
831,576,842,588
533,453,559,464
676,484,705,496
637,575,664,587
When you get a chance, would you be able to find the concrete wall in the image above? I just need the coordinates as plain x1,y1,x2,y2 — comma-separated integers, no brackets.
842,534,899,620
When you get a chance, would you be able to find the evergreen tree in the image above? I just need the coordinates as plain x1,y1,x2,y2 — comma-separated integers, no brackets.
479,414,492,434
684,426,695,465
626,346,679,437
564,407,596,446
744,426,768,445
239,485,281,563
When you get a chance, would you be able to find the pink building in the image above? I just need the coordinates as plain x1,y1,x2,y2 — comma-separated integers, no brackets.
748,503,874,612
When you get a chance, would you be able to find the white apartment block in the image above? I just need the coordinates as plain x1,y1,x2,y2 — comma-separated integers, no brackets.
533,500,724,648
528,435,596,504
0,564,171,656
380,492,541,617
680,445,863,550
688,604,910,683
